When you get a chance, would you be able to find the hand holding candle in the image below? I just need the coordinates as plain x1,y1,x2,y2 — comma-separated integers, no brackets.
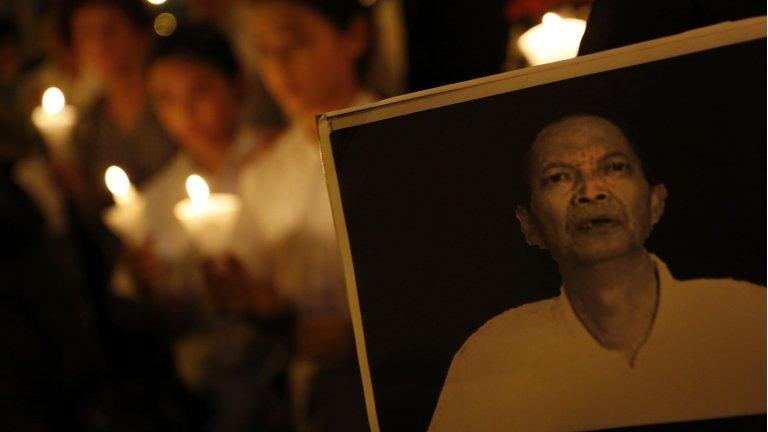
31,87,79,162
174,174,242,257
102,165,148,246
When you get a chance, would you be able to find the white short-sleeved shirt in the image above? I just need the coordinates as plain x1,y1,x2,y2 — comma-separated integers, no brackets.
429,256,766,432
140,126,269,304
238,92,375,318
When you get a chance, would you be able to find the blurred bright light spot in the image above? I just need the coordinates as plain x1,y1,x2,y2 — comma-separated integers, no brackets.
542,12,561,25
517,12,586,66
154,12,177,36
186,174,210,204
146,0,167,5
42,87,66,115
105,165,133,201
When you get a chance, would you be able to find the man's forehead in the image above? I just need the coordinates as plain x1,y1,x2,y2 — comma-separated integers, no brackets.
530,116,637,165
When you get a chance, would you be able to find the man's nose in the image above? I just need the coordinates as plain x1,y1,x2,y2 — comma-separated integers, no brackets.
572,175,608,205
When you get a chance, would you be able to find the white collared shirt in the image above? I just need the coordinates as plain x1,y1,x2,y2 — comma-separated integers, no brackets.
137,125,268,302
429,255,766,432
238,91,376,317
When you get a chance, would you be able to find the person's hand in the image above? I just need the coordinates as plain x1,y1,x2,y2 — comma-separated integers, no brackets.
124,238,166,303
201,254,286,317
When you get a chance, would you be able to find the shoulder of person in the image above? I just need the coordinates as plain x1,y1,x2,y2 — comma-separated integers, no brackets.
670,276,765,332
675,276,765,300
450,297,562,372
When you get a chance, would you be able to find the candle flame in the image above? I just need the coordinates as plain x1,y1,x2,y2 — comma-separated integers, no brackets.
186,174,210,204
542,12,561,25
42,87,66,115
105,165,132,197
518,11,586,66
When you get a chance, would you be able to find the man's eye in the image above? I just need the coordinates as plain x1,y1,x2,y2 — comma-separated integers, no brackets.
544,172,569,185
608,161,630,173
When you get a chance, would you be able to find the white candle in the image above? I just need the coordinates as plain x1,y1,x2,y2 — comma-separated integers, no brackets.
517,12,586,66
102,165,148,246
31,87,79,161
174,174,242,257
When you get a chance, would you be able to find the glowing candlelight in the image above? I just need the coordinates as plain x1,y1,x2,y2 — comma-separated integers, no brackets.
174,175,242,256
42,87,66,114
105,165,138,205
31,86,79,161
517,12,586,66
186,174,210,205
102,165,147,246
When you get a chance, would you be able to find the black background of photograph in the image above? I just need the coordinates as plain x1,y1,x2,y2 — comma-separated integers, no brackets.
330,39,766,431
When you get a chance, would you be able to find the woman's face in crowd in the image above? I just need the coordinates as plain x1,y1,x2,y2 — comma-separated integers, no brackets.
247,1,368,119
148,57,239,152
70,4,148,80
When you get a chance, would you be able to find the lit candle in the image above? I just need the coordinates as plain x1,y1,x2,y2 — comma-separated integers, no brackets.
105,165,138,205
174,174,242,257
517,12,586,66
102,165,148,246
31,87,79,161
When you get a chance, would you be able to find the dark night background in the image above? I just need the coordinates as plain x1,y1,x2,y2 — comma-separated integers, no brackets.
330,39,766,431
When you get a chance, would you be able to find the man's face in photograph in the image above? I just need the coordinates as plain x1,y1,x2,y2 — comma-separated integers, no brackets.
516,116,667,267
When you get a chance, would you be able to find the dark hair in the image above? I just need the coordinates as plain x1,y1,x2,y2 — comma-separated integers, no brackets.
249,0,374,78
514,113,659,208
57,0,152,46
257,0,370,30
0,17,20,44
146,22,241,78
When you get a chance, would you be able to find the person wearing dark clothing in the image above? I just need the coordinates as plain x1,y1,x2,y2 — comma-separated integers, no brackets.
0,161,103,430
403,1,510,91
579,0,765,55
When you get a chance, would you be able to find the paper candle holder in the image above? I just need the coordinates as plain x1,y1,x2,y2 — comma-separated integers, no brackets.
31,88,79,161
173,193,242,257
102,199,149,247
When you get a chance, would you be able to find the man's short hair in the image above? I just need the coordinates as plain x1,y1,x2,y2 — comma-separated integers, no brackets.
513,113,659,208
57,0,152,46
146,22,241,79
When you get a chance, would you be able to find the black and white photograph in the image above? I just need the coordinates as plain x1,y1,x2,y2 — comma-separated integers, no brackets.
319,16,766,432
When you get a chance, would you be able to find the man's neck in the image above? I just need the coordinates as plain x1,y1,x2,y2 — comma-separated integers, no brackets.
298,84,362,140
561,250,659,366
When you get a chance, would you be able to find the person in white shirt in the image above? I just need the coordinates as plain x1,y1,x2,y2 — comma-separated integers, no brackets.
430,115,766,432
130,23,288,431
240,0,377,429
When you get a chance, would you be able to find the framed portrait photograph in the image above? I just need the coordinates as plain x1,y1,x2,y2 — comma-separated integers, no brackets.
318,16,766,432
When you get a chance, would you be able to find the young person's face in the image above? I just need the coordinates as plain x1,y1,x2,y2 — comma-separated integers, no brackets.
70,4,148,79
516,116,666,267
247,1,367,119
148,57,239,153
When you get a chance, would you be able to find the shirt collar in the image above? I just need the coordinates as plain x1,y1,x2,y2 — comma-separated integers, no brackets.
557,253,674,354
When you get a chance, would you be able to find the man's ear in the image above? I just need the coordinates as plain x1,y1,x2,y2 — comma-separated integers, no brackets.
515,206,546,249
649,183,667,227
343,15,370,62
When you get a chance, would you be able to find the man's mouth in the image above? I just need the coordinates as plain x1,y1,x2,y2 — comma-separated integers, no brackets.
575,216,621,231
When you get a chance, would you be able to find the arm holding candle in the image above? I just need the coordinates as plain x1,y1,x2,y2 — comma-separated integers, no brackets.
201,254,288,319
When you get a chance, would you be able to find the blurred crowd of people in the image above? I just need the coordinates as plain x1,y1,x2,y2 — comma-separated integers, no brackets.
0,0,518,430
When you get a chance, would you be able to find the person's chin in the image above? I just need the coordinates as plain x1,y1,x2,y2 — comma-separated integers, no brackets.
570,236,636,264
